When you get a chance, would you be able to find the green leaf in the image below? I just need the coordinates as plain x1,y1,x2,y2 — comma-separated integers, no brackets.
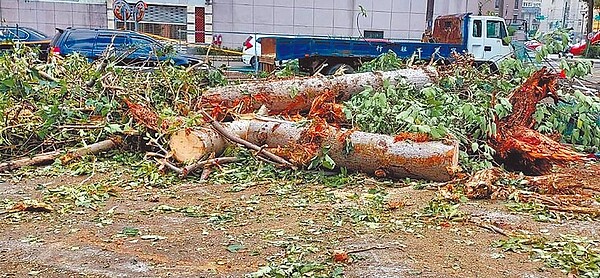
121,227,140,237
322,154,336,170
471,142,479,152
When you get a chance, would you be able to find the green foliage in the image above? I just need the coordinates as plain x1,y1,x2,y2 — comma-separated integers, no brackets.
505,202,560,222
559,59,593,78
275,59,301,77
421,198,465,221
358,50,405,72
586,45,600,59
495,234,600,277
0,47,227,159
208,150,375,192
531,29,570,61
308,146,336,170
499,58,538,81
534,90,600,147
346,48,598,173
247,243,343,278
344,69,513,171
43,180,116,211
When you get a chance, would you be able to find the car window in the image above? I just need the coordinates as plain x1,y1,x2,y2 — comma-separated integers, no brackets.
0,28,28,41
24,28,48,40
95,34,128,52
64,32,95,51
12,29,30,40
130,36,159,56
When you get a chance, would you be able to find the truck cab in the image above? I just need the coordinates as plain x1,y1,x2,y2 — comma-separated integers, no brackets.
433,14,513,66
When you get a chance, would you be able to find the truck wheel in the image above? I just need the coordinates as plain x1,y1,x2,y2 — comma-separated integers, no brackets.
250,56,260,69
326,63,355,75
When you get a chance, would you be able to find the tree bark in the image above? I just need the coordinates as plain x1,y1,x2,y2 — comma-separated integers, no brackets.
200,68,435,115
169,119,459,181
0,139,118,172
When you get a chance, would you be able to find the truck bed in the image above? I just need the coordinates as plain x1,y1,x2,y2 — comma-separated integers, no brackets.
261,36,465,62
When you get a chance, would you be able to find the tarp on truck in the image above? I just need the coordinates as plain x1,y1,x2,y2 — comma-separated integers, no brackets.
432,13,467,45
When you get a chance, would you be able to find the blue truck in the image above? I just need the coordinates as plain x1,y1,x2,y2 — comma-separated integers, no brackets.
259,13,513,74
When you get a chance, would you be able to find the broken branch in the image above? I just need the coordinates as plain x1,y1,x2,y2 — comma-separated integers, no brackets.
199,110,294,168
181,156,239,177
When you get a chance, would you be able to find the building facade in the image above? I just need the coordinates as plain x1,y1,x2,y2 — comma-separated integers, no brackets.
0,0,212,43
0,0,107,36
521,0,542,34
535,0,587,38
212,0,482,48
478,0,523,20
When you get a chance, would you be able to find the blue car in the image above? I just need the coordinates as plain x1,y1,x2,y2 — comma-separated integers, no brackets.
0,26,49,42
0,26,51,59
49,28,199,67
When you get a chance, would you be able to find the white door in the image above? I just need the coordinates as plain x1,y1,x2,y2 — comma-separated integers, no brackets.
483,20,511,62
468,19,485,60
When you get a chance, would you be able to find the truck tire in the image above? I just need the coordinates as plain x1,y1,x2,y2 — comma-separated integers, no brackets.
326,63,355,75
250,56,258,69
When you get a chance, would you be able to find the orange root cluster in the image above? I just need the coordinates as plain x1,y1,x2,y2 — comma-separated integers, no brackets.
490,68,583,175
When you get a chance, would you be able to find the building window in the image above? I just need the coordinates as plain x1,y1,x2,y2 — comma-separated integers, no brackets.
495,0,499,8
116,22,187,40
114,4,187,40
364,30,384,39
514,0,519,9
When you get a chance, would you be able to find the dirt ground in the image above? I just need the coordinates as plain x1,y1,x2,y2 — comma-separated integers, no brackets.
1,158,599,278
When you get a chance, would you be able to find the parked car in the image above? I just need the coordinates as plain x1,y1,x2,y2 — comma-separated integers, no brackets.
49,28,200,67
242,35,261,68
0,26,51,59
0,26,49,42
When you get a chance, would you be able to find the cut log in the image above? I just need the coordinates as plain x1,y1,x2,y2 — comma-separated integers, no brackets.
169,119,458,181
201,68,435,115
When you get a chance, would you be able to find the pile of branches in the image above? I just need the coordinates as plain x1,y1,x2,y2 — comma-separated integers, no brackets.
1,45,598,183
0,46,226,162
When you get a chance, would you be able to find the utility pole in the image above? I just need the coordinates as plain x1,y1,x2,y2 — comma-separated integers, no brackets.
426,0,435,31
562,1,570,29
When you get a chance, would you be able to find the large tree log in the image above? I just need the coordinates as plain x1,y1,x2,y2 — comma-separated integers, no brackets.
201,68,435,115
170,119,458,181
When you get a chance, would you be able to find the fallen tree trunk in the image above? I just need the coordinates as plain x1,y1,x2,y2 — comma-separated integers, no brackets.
0,138,118,172
170,119,458,181
201,68,435,115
